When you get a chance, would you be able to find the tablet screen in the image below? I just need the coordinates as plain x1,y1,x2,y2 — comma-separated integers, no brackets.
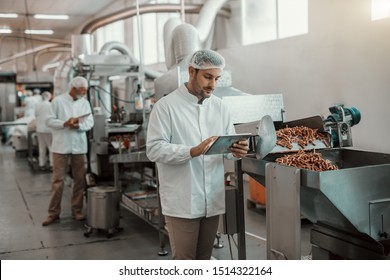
204,133,252,155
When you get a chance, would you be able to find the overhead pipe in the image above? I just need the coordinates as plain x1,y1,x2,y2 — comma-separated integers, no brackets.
80,3,230,34
135,0,145,84
33,47,71,71
195,0,231,44
0,34,70,46
180,0,185,22
0,35,70,68
0,43,69,65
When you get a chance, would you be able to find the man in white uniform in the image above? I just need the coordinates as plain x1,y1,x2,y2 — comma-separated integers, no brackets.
42,76,94,226
146,50,249,259
24,89,42,117
35,91,53,170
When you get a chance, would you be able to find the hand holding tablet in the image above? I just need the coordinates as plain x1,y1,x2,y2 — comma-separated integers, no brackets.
203,133,252,155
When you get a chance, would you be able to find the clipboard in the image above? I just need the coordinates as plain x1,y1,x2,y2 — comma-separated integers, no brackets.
76,113,91,119
204,133,252,155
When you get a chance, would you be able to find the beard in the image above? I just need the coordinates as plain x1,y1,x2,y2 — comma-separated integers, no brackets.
192,80,214,99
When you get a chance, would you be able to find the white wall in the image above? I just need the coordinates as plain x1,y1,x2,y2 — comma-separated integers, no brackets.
219,0,390,153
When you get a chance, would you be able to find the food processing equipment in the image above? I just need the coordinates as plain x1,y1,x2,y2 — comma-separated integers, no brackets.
235,105,390,260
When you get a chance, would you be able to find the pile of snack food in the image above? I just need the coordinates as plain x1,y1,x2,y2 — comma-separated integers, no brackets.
273,125,338,171
276,126,328,149
275,149,338,171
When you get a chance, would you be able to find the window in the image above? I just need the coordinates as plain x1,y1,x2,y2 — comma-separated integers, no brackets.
132,0,181,65
95,21,125,52
95,0,181,65
242,0,308,45
371,0,390,20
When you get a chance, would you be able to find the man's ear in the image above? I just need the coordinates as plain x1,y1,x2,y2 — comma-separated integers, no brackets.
188,66,195,77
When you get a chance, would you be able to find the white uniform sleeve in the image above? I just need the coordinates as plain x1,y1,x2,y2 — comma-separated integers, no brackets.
146,101,192,165
46,99,66,129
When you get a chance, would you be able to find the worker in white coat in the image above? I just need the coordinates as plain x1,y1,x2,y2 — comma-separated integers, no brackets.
24,89,42,118
42,76,94,226
146,50,249,260
35,91,53,170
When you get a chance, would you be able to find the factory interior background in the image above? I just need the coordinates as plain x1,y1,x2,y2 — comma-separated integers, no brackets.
1,0,390,267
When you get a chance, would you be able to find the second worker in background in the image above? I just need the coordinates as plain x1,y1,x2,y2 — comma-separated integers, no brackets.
42,76,94,226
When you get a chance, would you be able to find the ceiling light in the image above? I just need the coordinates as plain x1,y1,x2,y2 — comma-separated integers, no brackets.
0,13,18,18
24,29,54,35
0,28,12,34
34,14,69,20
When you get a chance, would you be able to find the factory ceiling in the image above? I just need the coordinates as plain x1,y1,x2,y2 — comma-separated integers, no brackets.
0,0,206,39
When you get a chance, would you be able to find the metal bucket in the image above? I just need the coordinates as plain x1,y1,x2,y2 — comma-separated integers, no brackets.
87,186,120,230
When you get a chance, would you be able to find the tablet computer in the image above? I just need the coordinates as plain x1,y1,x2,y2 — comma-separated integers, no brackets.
76,113,91,119
204,133,252,155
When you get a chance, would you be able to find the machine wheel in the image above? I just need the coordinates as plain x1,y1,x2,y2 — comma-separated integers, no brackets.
84,226,93,238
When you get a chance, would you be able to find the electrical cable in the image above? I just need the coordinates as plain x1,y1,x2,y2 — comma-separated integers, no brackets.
227,234,234,260
95,89,111,115
230,234,238,249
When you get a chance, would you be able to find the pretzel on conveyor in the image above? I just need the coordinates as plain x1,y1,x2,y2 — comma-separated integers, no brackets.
275,150,338,171
276,125,329,149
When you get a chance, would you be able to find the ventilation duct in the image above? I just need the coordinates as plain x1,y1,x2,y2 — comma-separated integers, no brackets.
72,34,93,59
195,0,230,44
163,17,182,70
171,23,201,65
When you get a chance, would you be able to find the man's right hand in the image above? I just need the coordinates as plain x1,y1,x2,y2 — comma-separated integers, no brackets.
190,136,218,157
64,118,80,129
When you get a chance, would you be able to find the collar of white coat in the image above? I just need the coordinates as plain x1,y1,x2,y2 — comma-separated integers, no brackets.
65,92,74,101
179,83,211,105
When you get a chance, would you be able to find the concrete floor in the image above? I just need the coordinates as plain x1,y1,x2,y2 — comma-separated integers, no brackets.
0,142,313,260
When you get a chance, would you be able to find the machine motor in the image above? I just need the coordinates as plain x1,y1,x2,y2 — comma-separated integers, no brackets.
324,104,361,148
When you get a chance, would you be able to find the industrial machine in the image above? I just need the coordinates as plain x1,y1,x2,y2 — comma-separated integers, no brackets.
235,104,390,260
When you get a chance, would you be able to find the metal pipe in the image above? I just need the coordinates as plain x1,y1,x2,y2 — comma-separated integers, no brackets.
135,0,145,83
0,43,67,65
195,0,230,43
33,47,71,70
80,3,230,34
0,34,70,46
180,0,185,22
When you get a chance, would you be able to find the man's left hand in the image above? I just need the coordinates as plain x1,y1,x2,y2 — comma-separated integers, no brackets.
231,140,250,158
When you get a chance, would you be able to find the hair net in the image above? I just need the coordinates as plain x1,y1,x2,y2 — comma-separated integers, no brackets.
42,91,52,101
70,76,88,89
188,49,225,70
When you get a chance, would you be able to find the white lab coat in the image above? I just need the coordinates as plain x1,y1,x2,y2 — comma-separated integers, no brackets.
35,100,52,133
146,84,236,219
46,93,94,154
35,100,53,166
24,95,42,118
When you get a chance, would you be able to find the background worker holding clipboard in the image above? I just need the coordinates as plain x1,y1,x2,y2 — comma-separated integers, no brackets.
42,76,94,226
146,50,249,260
